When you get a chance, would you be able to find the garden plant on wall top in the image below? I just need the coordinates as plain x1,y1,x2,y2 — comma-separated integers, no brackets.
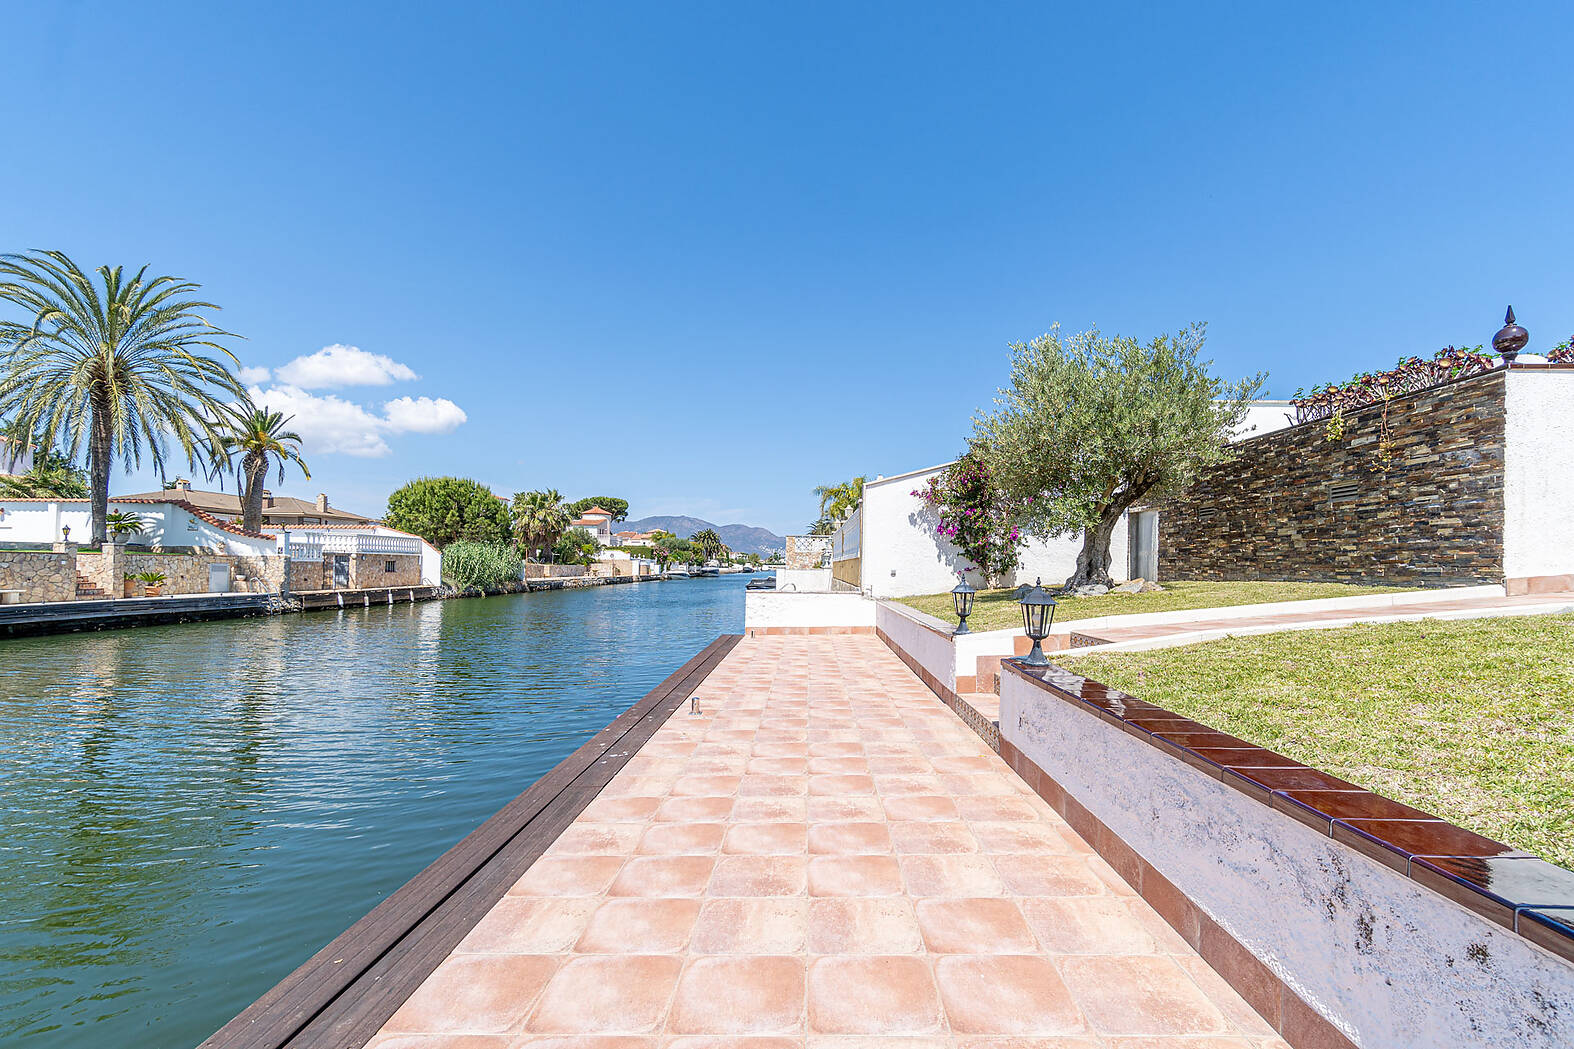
974,323,1262,591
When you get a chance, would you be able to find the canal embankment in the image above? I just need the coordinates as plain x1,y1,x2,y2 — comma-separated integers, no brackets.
0,573,664,637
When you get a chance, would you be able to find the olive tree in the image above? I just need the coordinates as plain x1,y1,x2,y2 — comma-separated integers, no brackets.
974,323,1263,590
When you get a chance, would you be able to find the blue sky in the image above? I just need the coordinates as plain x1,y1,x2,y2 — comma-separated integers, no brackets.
4,2,1572,536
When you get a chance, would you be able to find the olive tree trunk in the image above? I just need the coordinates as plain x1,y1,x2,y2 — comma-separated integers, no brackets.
1061,482,1154,591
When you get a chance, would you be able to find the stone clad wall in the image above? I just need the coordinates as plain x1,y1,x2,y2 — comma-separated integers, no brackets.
0,551,78,602
784,535,831,570
80,551,289,596
346,553,422,588
1160,369,1506,586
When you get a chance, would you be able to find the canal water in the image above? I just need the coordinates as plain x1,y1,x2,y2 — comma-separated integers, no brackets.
0,575,749,1049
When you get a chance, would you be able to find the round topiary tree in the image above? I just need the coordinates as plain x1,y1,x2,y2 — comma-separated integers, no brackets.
385,476,512,549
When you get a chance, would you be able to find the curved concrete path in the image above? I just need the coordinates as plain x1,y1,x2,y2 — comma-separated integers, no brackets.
369,634,1286,1048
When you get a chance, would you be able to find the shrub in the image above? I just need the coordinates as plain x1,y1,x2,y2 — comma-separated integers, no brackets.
912,449,1024,582
386,477,512,549
442,541,521,591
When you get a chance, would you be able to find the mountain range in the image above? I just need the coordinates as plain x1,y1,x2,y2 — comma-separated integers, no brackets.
620,516,786,556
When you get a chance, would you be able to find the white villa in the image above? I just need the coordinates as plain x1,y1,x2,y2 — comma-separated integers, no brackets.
569,505,617,546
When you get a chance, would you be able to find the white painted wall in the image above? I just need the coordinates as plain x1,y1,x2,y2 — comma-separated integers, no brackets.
0,499,277,556
1000,669,1574,1049
743,592,875,628
874,601,955,688
774,568,833,593
860,463,1131,598
1233,400,1295,440
1504,370,1574,581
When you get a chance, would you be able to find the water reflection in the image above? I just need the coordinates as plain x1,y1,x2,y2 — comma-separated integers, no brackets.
0,577,745,1048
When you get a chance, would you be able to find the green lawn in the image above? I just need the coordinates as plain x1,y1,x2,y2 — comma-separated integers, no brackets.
897,580,1418,632
1058,614,1574,869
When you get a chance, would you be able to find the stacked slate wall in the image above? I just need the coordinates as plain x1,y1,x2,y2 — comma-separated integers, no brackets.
1159,369,1505,586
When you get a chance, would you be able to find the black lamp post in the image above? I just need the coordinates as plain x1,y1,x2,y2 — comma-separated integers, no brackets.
1017,577,1057,666
1493,306,1529,365
60,525,70,543
951,577,976,635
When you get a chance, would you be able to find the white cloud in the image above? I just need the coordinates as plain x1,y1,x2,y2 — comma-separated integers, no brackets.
246,384,467,458
237,365,273,384
382,396,467,434
275,344,419,389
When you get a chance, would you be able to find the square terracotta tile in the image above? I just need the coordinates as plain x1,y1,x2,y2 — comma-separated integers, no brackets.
738,775,809,797
890,822,979,855
385,954,559,1034
724,823,810,855
809,898,924,953
809,796,886,822
609,856,715,897
972,822,1076,854
457,897,599,953
550,824,646,855
734,797,810,822
934,955,1083,1035
810,774,878,796
899,856,1007,897
1059,956,1228,1036
807,956,942,1034
575,898,702,953
807,856,906,897
673,775,743,797
990,855,1109,898
511,856,626,897
526,955,682,1033
809,823,893,855
639,823,727,855
691,898,809,953
1020,897,1164,954
654,796,735,822
668,956,807,1034
580,796,663,822
915,898,1037,953
882,796,961,822
708,856,809,897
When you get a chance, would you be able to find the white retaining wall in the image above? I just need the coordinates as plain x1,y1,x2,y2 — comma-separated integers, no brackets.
1000,670,1574,1049
743,592,875,629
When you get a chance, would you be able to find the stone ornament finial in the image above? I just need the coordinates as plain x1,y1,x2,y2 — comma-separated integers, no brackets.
1493,305,1529,364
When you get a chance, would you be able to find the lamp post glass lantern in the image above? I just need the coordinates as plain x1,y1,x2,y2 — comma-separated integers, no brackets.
951,577,976,635
1018,577,1057,666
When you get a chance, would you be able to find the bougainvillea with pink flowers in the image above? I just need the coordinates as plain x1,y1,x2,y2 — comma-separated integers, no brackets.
911,448,1024,582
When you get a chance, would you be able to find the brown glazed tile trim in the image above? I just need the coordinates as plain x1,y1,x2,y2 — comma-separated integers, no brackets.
1518,909,1574,964
1000,657,1574,966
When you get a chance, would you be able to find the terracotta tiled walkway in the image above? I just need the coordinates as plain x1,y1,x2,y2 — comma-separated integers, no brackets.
369,635,1286,1049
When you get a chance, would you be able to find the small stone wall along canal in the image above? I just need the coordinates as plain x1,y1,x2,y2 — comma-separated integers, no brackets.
0,575,749,1049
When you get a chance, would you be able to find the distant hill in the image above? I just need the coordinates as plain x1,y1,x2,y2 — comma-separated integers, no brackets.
621,515,786,556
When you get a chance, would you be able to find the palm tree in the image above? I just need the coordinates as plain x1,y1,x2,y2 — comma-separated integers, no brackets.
216,402,310,533
813,476,867,526
512,489,570,561
690,528,724,563
0,252,242,543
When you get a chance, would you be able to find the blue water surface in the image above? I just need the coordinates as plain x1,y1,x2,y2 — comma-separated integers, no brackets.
0,576,747,1048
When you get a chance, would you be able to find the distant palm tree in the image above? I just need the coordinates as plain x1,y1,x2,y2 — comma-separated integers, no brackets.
0,252,242,543
690,528,724,563
813,476,867,529
216,402,310,533
513,489,570,561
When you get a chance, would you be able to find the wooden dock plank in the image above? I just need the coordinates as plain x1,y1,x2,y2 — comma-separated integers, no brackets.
200,633,741,1049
